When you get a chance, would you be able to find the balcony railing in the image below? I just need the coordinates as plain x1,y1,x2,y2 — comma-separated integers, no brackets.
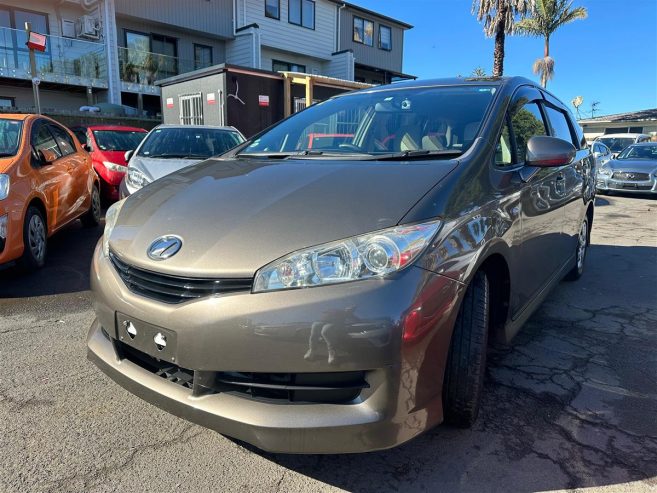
0,27,107,87
118,47,212,86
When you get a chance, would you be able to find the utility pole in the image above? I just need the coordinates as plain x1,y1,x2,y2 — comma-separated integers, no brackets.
25,21,42,114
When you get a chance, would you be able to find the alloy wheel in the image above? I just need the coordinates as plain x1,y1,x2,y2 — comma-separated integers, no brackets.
28,214,46,263
577,220,588,270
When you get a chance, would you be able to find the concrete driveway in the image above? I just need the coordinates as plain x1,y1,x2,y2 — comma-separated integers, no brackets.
0,194,655,493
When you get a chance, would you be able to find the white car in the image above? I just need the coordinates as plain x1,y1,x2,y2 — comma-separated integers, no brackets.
594,133,651,158
120,125,246,197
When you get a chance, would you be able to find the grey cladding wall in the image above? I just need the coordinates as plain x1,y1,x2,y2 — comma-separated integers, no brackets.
339,7,405,73
114,0,234,40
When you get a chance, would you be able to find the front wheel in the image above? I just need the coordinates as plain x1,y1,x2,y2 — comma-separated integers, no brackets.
81,185,101,228
565,216,589,281
442,270,490,427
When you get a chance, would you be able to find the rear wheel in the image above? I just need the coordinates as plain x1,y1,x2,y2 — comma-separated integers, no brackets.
19,206,47,271
565,216,589,281
442,270,490,427
81,185,101,228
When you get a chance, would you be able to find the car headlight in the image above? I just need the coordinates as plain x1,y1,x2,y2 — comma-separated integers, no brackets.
597,166,612,177
103,161,127,172
127,167,150,189
253,219,442,293
102,198,126,257
0,174,9,200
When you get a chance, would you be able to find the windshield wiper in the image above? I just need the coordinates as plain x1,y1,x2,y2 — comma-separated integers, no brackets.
142,153,207,159
365,149,463,161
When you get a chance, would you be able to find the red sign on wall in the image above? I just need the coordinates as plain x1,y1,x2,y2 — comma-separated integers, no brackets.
27,32,47,52
258,95,270,107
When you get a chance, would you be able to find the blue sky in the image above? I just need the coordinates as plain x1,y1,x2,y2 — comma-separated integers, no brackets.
355,0,657,117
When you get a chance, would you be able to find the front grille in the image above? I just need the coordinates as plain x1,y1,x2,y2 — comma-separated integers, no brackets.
612,171,650,181
118,341,368,404
109,251,252,303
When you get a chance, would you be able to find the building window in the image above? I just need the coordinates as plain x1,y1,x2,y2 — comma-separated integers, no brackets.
265,0,280,19
289,0,314,29
353,17,373,46
379,25,392,50
272,60,306,73
194,44,212,70
0,96,15,108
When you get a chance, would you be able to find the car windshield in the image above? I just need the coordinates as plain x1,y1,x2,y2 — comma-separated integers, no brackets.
597,137,634,152
0,119,23,157
240,85,497,159
137,127,245,159
617,144,657,160
93,130,146,151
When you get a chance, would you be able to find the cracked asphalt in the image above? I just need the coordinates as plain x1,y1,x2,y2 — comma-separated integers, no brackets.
1,194,656,493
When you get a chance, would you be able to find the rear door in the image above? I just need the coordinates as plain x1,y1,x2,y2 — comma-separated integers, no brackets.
508,87,568,308
48,122,90,220
30,120,72,230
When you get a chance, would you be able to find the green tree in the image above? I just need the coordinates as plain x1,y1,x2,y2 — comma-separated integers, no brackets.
516,0,587,87
471,67,488,77
472,0,535,77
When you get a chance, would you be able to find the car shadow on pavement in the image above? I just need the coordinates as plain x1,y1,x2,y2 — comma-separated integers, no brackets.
0,218,104,298
239,243,657,492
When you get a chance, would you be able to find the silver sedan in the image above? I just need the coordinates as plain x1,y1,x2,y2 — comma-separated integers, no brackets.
596,142,657,195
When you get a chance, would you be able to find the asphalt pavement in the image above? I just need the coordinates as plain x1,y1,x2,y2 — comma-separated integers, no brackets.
0,194,656,493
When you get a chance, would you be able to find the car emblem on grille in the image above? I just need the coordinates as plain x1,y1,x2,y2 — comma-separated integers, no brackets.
147,235,183,261
628,173,635,179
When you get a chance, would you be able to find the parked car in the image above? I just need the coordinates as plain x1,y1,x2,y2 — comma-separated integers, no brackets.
0,114,100,270
72,125,147,202
88,77,594,454
120,125,245,198
591,141,612,168
596,142,657,195
306,133,354,149
594,133,651,157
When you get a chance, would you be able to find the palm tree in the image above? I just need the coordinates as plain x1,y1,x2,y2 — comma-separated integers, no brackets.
471,67,488,77
472,0,535,77
516,0,587,87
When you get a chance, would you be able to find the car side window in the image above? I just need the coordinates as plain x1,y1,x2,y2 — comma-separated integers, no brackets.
544,105,575,146
48,124,76,156
495,119,513,166
31,123,62,161
509,102,546,163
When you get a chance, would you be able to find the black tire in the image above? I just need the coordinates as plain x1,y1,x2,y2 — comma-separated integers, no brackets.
19,206,47,271
442,270,490,428
565,216,589,281
81,185,101,228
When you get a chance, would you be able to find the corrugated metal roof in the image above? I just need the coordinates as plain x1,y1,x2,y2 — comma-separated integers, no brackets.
579,108,657,124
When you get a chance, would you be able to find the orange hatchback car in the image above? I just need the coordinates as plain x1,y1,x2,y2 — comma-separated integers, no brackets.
0,114,101,270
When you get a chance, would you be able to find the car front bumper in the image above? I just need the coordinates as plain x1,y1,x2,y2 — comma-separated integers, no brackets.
87,241,464,453
596,175,657,194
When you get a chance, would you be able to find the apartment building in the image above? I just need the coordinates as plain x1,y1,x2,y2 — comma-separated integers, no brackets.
0,0,411,115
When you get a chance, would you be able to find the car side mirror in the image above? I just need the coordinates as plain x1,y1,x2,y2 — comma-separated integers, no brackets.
124,150,134,162
39,148,58,164
526,135,576,167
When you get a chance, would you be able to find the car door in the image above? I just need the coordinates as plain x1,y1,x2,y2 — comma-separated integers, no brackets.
541,99,592,262
30,120,73,230
48,122,90,220
508,88,568,309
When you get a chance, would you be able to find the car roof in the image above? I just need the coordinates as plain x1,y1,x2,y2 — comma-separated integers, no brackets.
354,76,534,93
84,125,148,132
0,113,33,121
153,124,240,131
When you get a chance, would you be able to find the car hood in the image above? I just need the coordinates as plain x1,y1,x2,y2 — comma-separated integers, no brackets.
97,150,130,166
110,157,458,277
608,159,657,173
129,155,205,182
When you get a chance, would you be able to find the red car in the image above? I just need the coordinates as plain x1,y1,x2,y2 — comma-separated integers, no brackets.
72,125,147,202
